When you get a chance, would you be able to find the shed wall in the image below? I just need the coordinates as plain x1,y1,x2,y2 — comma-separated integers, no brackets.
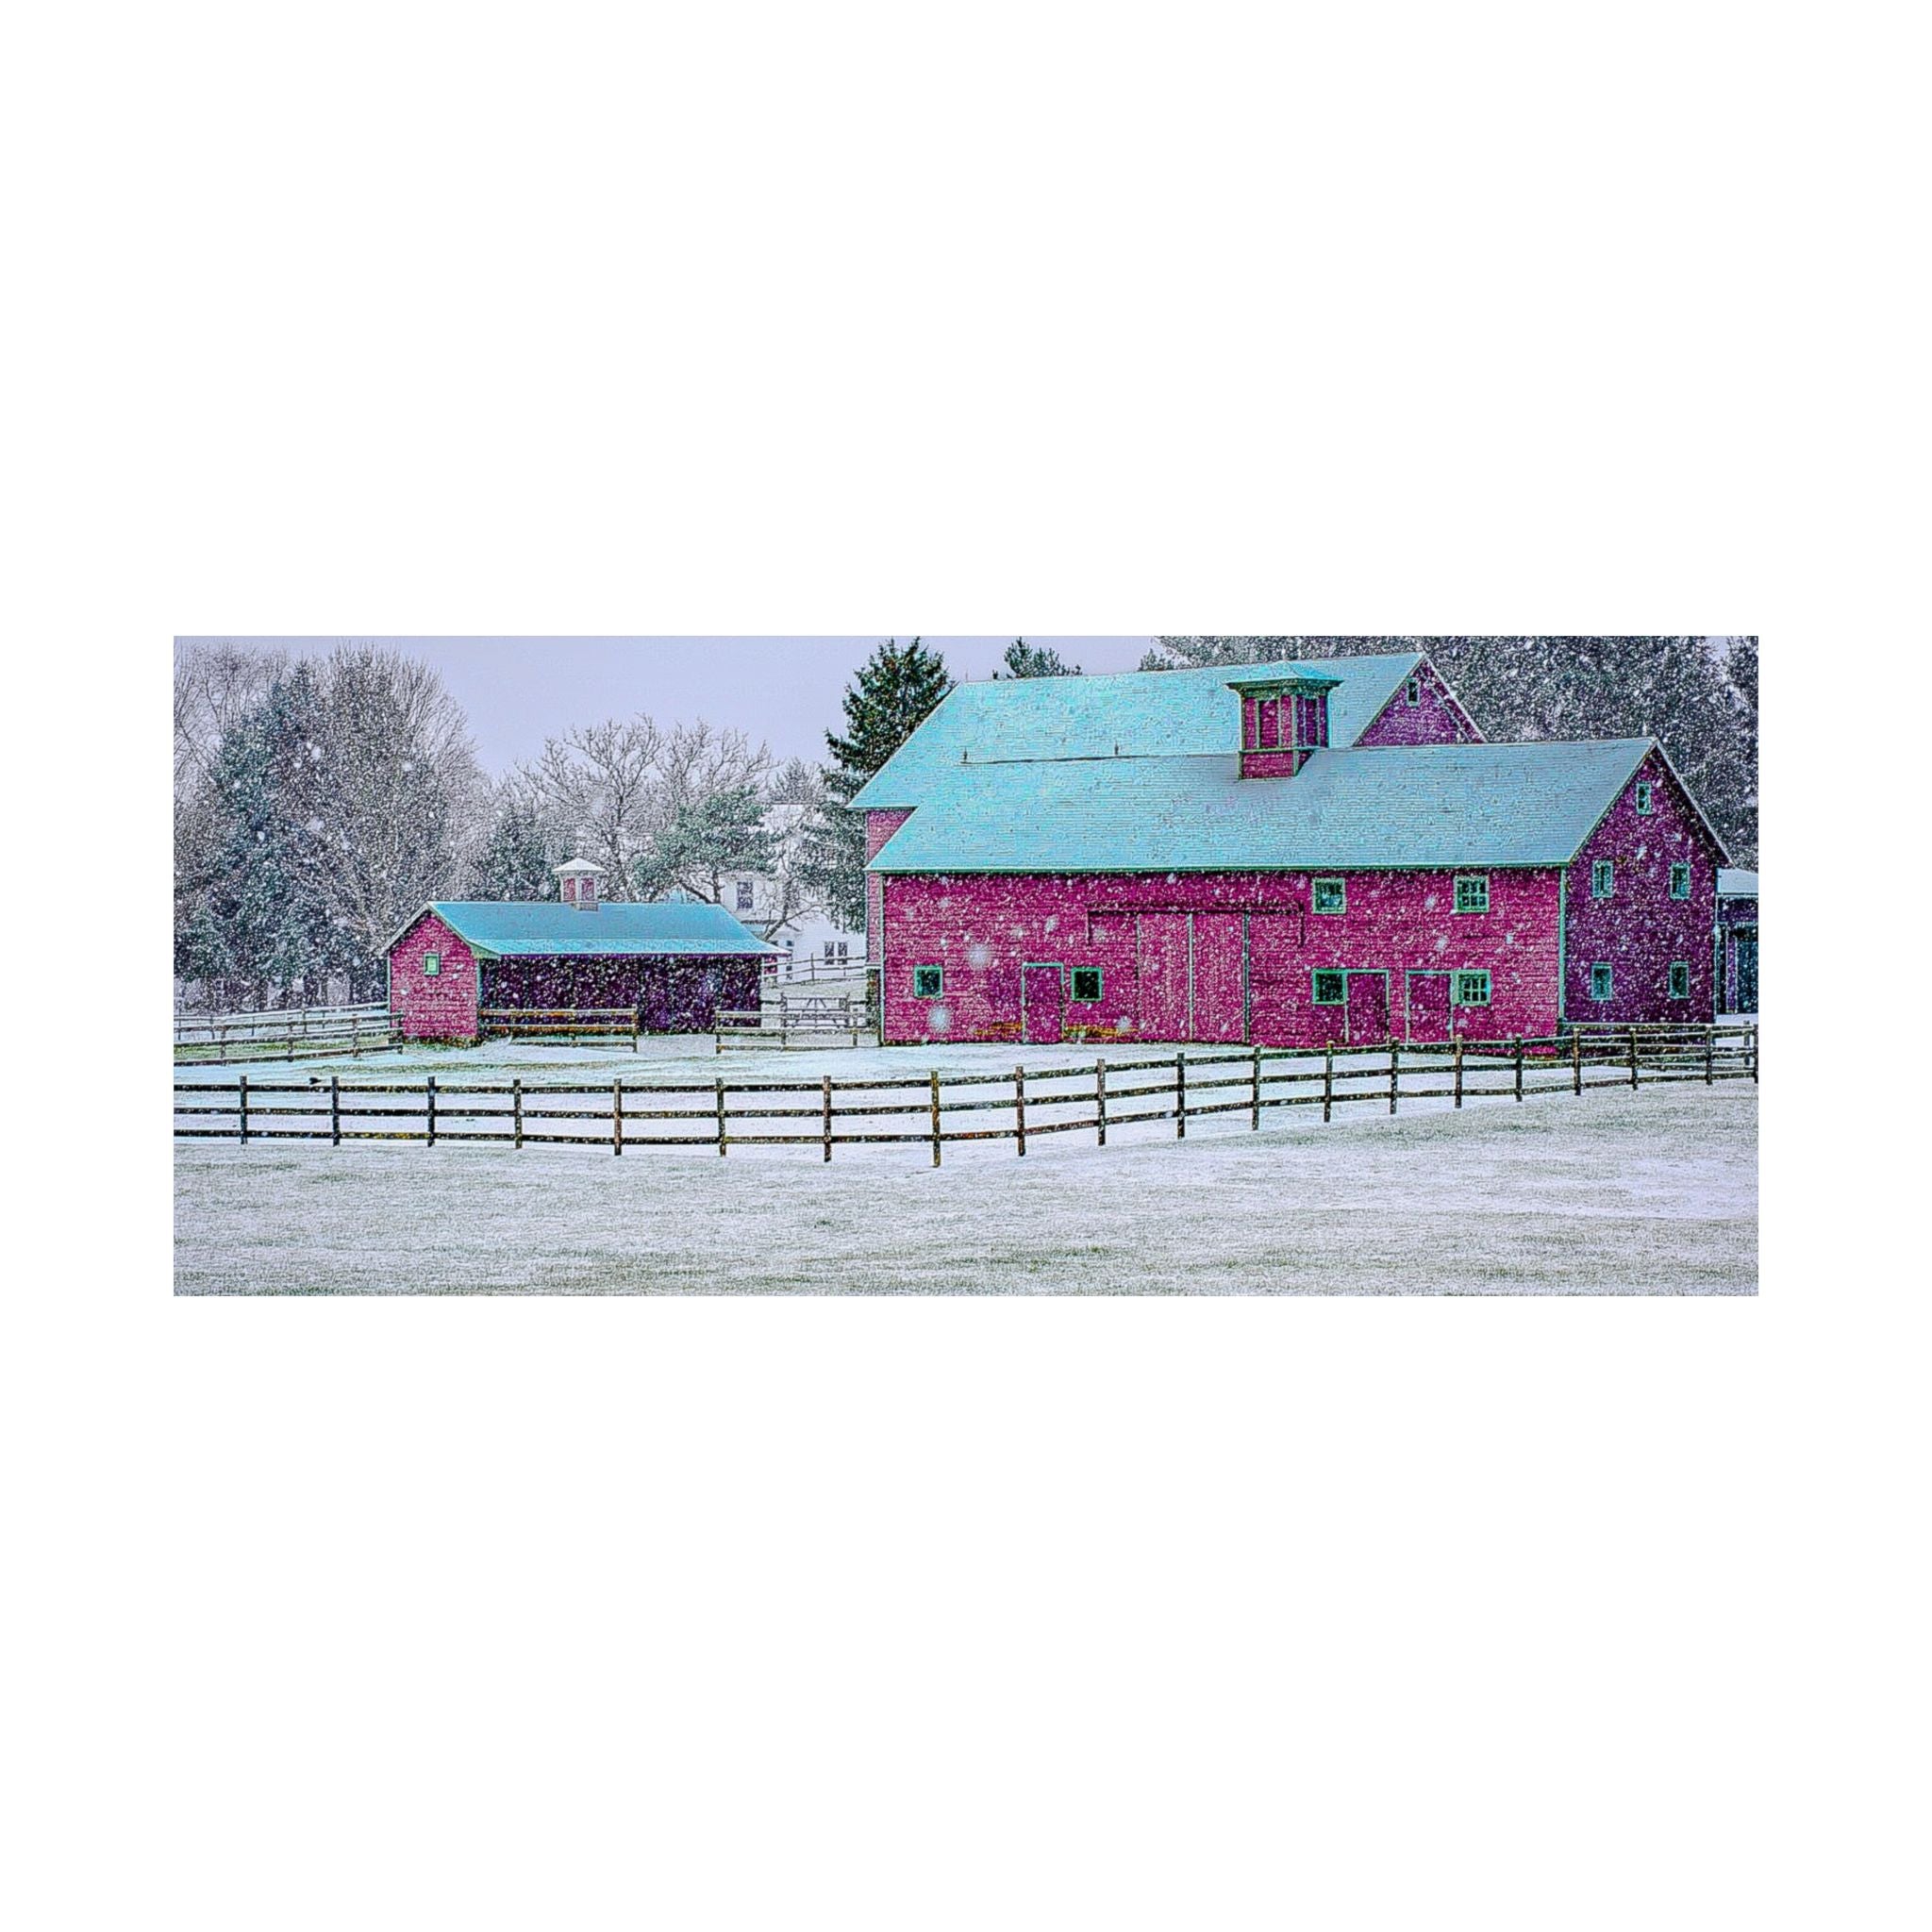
390,911,482,1041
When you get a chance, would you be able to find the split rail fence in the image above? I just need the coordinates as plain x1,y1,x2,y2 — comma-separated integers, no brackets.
173,1003,394,1065
175,1023,1757,1162
479,1008,641,1049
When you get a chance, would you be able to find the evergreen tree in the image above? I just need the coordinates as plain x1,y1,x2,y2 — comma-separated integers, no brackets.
797,638,952,932
470,796,558,900
201,663,348,1001
996,638,1081,677
636,785,777,905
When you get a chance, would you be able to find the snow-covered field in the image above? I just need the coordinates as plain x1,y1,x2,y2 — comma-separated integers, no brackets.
174,1054,1757,1292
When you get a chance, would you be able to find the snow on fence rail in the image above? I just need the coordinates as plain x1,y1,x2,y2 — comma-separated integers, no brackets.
173,1004,394,1065
175,1024,1757,1162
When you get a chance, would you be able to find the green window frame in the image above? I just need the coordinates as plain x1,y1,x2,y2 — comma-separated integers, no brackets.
1453,874,1490,914
1590,962,1613,1002
1311,876,1346,915
1635,781,1654,815
422,952,441,978
1311,969,1346,1006
1669,862,1691,899
912,963,943,999
1591,859,1614,898
1668,961,1690,1000
1069,966,1103,1003
1453,970,1491,1007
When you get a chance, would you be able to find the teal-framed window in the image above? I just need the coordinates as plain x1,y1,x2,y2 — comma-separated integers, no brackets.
1311,969,1346,1006
1406,676,1421,706
422,952,441,977
1668,960,1690,999
1635,781,1654,814
1590,962,1613,1002
1591,859,1614,898
1453,874,1490,914
912,963,943,999
1669,861,1691,899
1069,966,1103,1003
1453,970,1491,1007
1311,876,1346,915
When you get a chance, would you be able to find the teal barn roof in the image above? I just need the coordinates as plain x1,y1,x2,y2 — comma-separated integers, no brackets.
866,740,1658,874
850,654,1430,810
403,900,777,958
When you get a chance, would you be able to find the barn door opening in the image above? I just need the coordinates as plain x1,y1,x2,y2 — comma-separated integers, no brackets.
1022,962,1065,1044
1346,971,1391,1046
1405,971,1451,1043
1734,933,1757,1012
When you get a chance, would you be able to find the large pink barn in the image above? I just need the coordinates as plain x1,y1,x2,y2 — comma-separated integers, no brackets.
854,652,1731,1049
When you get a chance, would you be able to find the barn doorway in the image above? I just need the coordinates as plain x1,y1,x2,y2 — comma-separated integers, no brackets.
1022,962,1065,1044
1131,911,1251,1043
1346,971,1391,1045
1405,970,1452,1042
1734,931,1757,1011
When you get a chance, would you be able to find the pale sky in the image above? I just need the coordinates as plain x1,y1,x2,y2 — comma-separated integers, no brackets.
179,636,1160,777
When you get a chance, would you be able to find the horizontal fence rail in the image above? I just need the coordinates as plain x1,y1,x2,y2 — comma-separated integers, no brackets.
176,1024,1757,1161
478,1008,641,1050
173,1004,395,1065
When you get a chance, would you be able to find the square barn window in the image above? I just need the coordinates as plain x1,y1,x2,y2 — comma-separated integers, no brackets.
913,964,943,999
1636,781,1654,814
1311,876,1346,915
1670,862,1691,899
1669,961,1690,999
1453,970,1491,1006
1591,860,1615,898
1312,970,1346,1006
1453,874,1490,914
1070,967,1103,1003
422,952,441,977
1591,962,1614,1001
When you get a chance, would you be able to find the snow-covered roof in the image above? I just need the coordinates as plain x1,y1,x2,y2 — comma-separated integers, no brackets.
1717,869,1758,897
850,653,1433,810
554,857,606,874
868,739,1676,874
391,900,777,958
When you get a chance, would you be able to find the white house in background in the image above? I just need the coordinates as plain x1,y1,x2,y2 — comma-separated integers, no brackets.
716,868,863,974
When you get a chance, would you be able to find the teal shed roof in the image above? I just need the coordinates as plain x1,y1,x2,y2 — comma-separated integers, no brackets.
407,900,777,958
866,739,1657,874
850,653,1429,809
1717,869,1758,897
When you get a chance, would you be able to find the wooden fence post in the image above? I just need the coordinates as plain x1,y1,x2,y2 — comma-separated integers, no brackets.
613,1079,624,1156
1751,1022,1758,1084
1628,1027,1640,1089
1015,1065,1026,1158
1453,1038,1463,1109
715,1077,727,1156
330,1074,341,1147
1251,1042,1261,1130
1324,1046,1334,1124
1390,1042,1399,1115
1572,1031,1581,1096
239,1071,249,1144
822,1074,833,1162
1514,1037,1524,1103
1096,1058,1107,1147
1175,1053,1186,1140
426,1074,437,1147
631,1013,639,1054
1705,1033,1714,1086
929,1070,941,1167
512,1076,523,1150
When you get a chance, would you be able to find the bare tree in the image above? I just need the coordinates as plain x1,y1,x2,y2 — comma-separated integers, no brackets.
524,718,667,897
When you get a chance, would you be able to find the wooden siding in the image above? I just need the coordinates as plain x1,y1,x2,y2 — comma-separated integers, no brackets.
1563,747,1723,1024
880,868,1563,1048
1355,658,1482,746
390,910,482,1041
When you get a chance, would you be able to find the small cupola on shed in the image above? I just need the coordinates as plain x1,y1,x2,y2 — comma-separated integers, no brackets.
556,857,606,910
1227,671,1340,777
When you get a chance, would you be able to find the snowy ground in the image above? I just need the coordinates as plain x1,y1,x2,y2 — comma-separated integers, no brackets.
175,1071,1757,1295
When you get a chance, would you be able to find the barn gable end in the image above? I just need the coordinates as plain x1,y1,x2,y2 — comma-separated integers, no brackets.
390,908,483,1042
